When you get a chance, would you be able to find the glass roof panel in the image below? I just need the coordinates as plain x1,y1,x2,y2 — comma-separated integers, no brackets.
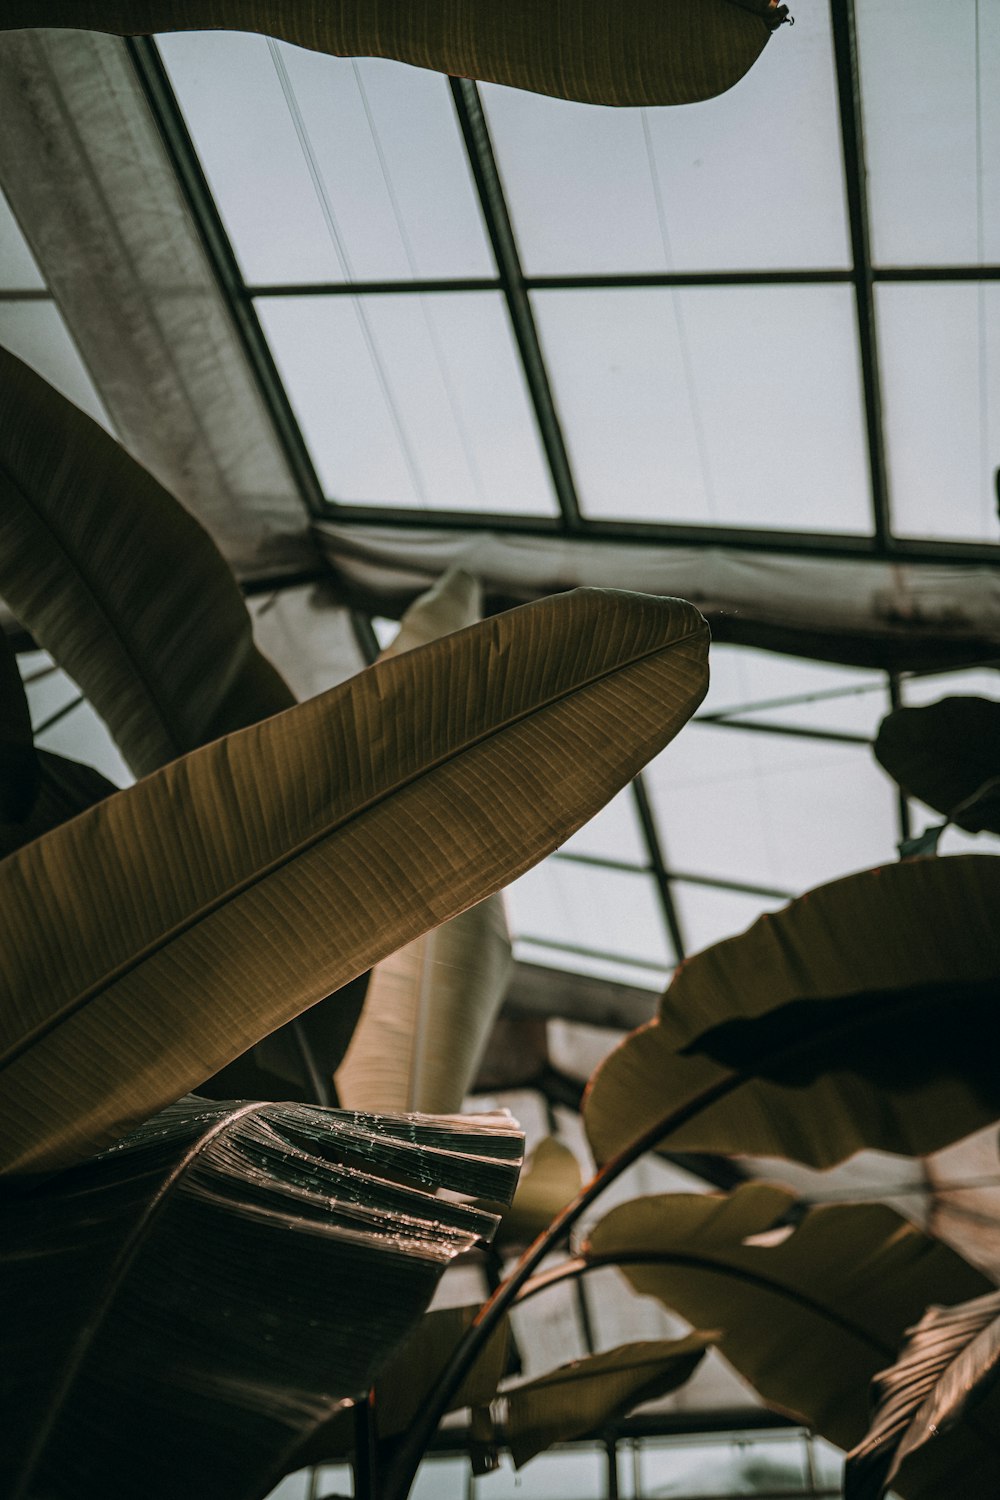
506,858,675,976
534,285,870,530
481,9,848,274
558,787,648,866
702,646,889,737
858,0,1000,266
159,35,493,285
650,724,899,897
0,187,44,291
257,292,557,512
877,282,1000,542
672,881,784,957
0,301,112,431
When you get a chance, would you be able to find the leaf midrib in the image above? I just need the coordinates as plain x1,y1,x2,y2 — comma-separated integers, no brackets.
1,617,705,1071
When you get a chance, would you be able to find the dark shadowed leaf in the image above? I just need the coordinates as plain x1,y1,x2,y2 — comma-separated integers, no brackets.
0,627,117,858
584,856,1000,1170
0,1096,523,1500
506,1335,714,1468
295,1303,512,1466
0,587,708,1173
0,345,294,778
0,624,36,822
874,696,1000,834
0,0,784,107
585,1185,990,1453
846,1290,1000,1500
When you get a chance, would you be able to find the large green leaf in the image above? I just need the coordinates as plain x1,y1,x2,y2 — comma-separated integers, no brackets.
337,568,512,1114
492,1137,584,1250
0,0,786,107
0,625,117,858
584,856,1000,1170
0,345,294,778
874,696,1000,834
505,1335,714,1468
0,586,709,1173
585,1184,991,1453
0,1095,522,1500
846,1291,1000,1500
295,1303,512,1466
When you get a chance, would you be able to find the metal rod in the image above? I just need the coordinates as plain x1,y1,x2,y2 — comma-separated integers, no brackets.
34,694,84,736
320,504,1000,563
829,0,892,551
448,77,583,534
353,1390,380,1500
693,717,871,746
887,672,912,843
632,776,687,962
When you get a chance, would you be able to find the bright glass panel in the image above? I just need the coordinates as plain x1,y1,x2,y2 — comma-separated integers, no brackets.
482,10,848,274
648,647,898,895
19,652,132,788
638,1429,835,1497
0,187,44,290
258,292,556,512
858,0,1000,265
703,647,890,738
0,302,112,431
159,34,492,284
534,285,870,531
877,282,1000,542
472,1448,604,1499
506,859,675,972
672,882,784,957
559,787,648,866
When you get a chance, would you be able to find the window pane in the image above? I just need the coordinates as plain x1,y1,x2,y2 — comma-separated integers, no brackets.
483,11,848,274
859,0,1000,265
560,787,648,866
258,292,556,513
159,34,493,284
650,726,898,895
878,282,1000,542
535,286,870,531
673,882,784,957
507,859,675,973
0,301,112,431
0,187,44,290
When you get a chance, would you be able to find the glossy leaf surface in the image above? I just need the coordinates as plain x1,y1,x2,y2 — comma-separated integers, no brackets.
0,0,781,107
0,586,708,1172
585,856,1000,1169
0,1096,523,1500
586,1185,990,1452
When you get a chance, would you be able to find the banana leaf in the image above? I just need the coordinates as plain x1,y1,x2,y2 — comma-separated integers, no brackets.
0,345,294,779
584,856,1000,1170
0,0,787,108
0,1095,522,1500
337,568,512,1115
874,696,1000,834
584,1184,991,1453
294,1303,512,1466
1,625,118,858
0,586,709,1173
505,1334,714,1467
846,1290,1000,1500
492,1137,584,1250
744,1121,1000,1285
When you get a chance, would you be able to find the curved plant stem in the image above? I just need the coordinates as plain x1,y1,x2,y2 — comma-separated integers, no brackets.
381,1069,741,1500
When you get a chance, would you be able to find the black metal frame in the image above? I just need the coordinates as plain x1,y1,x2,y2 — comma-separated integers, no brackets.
123,6,976,979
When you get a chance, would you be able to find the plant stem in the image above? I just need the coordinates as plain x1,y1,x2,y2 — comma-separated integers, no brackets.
381,1069,741,1500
